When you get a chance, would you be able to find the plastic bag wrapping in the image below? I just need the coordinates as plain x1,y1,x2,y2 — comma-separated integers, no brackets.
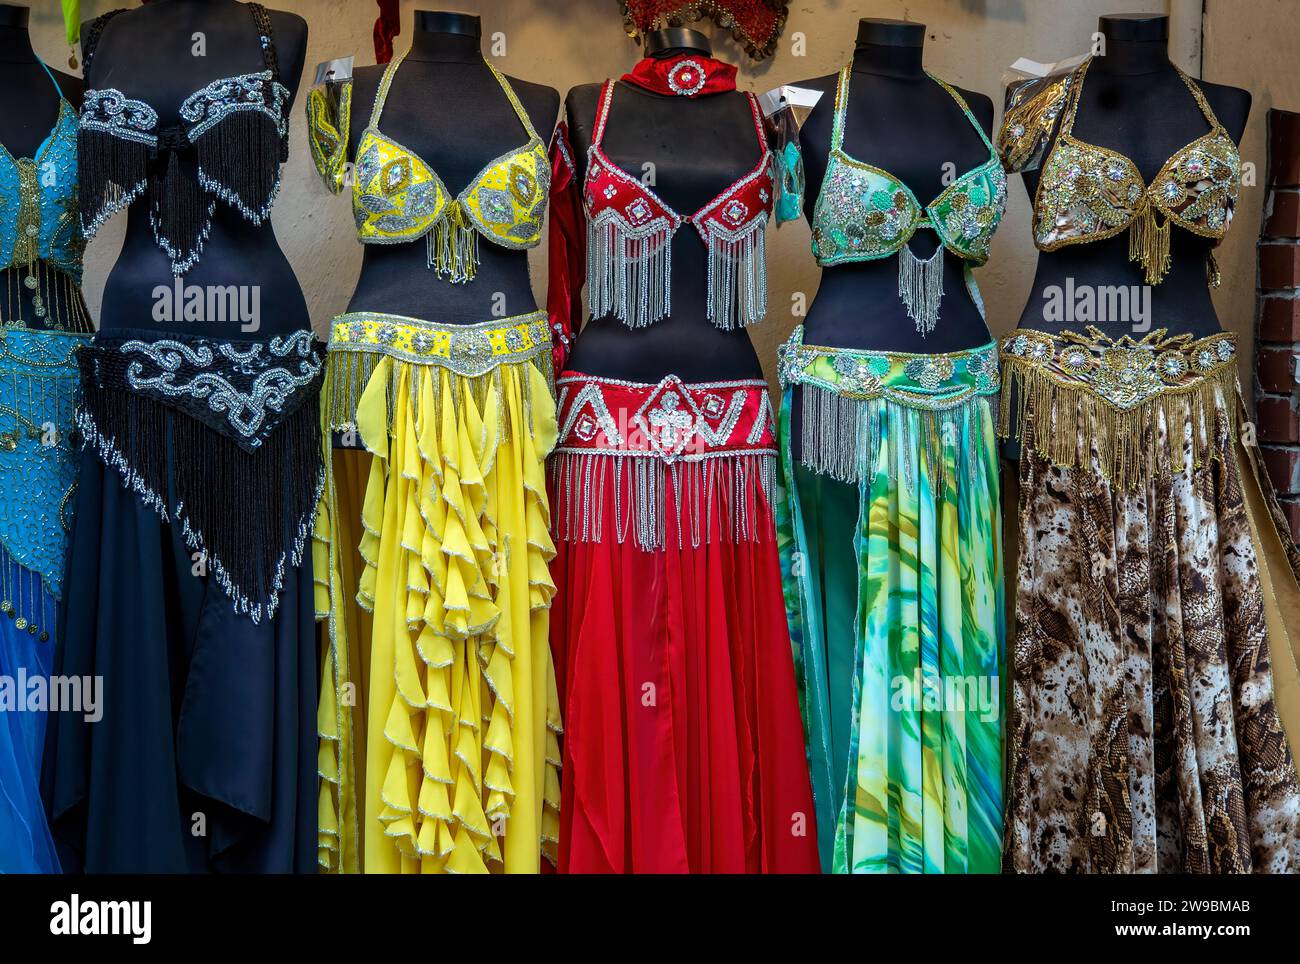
998,53,1089,174
305,56,356,195
757,84,823,224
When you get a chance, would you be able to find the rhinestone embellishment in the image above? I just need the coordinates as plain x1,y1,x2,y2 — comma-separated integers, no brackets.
667,59,707,97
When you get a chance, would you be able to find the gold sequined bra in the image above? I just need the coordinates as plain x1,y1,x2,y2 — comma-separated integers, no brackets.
999,57,1241,285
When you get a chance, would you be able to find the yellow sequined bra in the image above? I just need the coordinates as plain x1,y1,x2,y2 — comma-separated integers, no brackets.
306,48,549,283
998,57,1241,285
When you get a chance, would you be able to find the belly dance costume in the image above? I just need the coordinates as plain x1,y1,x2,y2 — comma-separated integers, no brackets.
43,6,321,873
0,59,89,874
306,48,560,874
997,58,1300,872
776,65,1008,874
545,55,819,873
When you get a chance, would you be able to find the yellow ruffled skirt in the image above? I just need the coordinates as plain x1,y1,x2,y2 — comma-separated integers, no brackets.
314,311,562,873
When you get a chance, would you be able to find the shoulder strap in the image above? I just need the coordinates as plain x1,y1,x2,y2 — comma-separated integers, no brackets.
81,8,128,80
37,58,64,100
487,63,541,141
1056,58,1091,138
829,66,851,153
744,91,769,153
590,79,617,151
247,3,280,82
928,72,996,154
368,46,407,128
1175,65,1226,132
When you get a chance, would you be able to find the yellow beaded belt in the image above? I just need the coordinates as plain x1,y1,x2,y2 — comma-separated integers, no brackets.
323,310,553,431
328,310,550,373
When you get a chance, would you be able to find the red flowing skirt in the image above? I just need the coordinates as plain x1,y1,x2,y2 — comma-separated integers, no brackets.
548,372,819,873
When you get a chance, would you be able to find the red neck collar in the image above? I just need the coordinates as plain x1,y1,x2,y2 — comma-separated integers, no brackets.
620,54,738,98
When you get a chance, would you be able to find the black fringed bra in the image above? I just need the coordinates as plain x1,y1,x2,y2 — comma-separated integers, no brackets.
78,3,291,275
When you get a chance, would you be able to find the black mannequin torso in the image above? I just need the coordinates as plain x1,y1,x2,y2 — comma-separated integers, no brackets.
563,33,768,382
1014,14,1250,339
344,11,559,323
84,0,309,338
0,4,84,328
794,19,997,355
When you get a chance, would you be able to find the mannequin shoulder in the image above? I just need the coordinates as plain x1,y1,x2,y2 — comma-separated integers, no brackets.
263,9,308,89
1198,77,1251,142
787,72,838,96
50,68,84,109
952,85,995,136
789,72,839,138
349,64,385,128
565,82,606,132
501,74,560,135
264,8,308,49
80,8,134,68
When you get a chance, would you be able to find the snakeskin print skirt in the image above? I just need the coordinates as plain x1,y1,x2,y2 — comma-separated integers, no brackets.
1001,327,1300,873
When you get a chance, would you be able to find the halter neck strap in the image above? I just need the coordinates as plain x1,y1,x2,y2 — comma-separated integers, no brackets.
831,65,995,156
371,47,539,140
591,79,617,152
1060,57,1225,139
37,58,64,100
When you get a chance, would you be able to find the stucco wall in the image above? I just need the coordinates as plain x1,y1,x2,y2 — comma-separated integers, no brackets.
29,0,1281,387
1202,0,1300,390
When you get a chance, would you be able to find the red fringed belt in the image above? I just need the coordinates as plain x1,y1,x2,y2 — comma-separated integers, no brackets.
550,371,777,550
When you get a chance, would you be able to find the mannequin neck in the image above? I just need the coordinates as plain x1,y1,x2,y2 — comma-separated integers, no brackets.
851,41,925,79
0,20,35,65
406,27,482,64
650,45,712,59
1094,36,1173,76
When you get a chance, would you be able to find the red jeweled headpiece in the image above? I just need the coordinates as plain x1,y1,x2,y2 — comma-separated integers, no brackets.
620,1,791,60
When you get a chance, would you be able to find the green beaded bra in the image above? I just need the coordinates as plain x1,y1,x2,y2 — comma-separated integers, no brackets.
810,66,1007,335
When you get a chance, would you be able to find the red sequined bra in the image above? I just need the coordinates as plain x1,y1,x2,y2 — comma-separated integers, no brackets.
547,65,774,363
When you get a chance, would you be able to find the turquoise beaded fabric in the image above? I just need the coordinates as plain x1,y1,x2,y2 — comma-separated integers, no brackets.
0,80,83,283
810,66,1007,267
0,328,84,607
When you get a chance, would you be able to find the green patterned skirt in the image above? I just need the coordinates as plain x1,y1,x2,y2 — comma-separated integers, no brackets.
775,326,1005,873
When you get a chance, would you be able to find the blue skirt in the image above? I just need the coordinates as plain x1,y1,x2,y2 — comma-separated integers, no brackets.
0,555,60,873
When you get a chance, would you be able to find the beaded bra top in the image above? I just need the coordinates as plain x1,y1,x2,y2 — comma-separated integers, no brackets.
78,3,291,275
999,57,1241,285
811,66,1006,269
810,66,1006,336
583,78,774,330
0,61,83,286
306,48,549,285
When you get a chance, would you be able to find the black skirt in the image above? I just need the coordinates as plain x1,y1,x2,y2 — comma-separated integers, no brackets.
42,328,323,872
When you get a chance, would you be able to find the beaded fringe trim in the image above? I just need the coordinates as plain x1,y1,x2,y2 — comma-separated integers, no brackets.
798,382,990,494
587,210,673,329
77,386,324,623
705,215,768,330
587,210,769,330
897,242,945,336
427,202,479,284
321,346,551,445
550,450,776,551
999,354,1239,490
1129,201,1173,286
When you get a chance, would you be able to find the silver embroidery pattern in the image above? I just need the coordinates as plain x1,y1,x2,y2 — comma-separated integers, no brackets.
80,88,159,145
120,330,321,441
179,70,290,141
